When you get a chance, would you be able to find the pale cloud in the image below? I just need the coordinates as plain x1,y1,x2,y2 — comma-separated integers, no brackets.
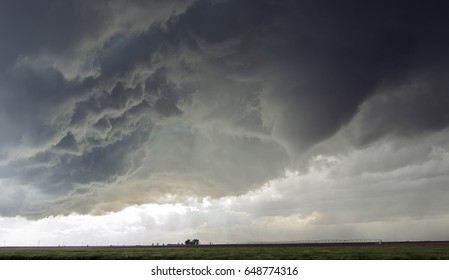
2,128,449,245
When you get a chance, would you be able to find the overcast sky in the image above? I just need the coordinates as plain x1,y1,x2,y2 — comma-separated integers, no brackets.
1,0,449,245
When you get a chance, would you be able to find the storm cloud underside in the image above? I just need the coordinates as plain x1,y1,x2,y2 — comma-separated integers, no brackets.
1,0,449,242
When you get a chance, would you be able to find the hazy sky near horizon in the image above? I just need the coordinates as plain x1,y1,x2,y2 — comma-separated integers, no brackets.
1,0,449,245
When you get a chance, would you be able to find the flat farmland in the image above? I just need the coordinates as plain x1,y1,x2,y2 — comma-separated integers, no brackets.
0,242,448,260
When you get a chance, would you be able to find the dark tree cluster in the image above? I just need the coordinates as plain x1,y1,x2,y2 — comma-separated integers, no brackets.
185,239,199,245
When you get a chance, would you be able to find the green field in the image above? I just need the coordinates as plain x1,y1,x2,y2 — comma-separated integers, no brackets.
0,242,448,260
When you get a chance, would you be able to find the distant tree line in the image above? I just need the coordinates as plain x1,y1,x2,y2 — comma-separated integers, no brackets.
185,239,199,245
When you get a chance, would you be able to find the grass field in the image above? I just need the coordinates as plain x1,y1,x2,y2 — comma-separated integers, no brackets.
0,242,448,260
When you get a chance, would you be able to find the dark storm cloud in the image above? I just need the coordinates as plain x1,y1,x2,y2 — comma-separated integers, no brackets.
162,0,449,154
1,0,449,218
0,0,114,81
54,132,79,153
0,66,70,155
144,68,185,117
345,76,449,147
0,0,195,216
95,31,163,79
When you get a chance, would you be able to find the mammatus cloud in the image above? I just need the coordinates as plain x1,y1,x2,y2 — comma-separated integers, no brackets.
1,0,449,242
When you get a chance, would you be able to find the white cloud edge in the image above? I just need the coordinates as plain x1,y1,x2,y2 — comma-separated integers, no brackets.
2,130,449,245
